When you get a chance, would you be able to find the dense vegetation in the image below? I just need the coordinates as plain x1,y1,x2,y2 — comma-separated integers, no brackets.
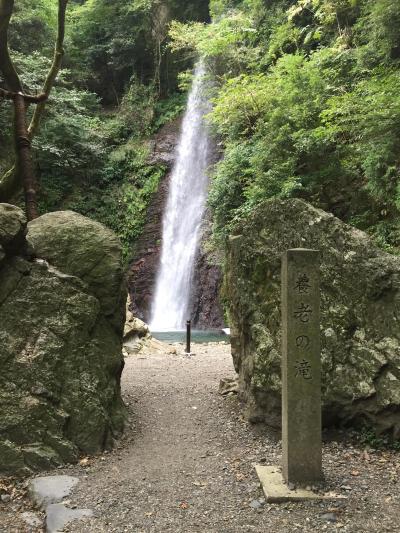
1,0,399,258
171,0,400,251
0,0,208,258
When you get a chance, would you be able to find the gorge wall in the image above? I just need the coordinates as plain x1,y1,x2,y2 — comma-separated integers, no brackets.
128,118,224,329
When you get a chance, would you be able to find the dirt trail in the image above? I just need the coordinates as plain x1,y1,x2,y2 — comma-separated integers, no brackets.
3,343,398,532
59,343,399,533
65,342,273,532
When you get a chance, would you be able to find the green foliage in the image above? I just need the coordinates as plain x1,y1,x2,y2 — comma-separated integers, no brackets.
5,51,105,214
355,0,400,66
208,141,253,238
3,0,400,264
68,141,166,261
208,50,341,242
1,0,210,262
8,0,57,55
67,0,210,103
169,13,259,76
321,68,400,211
171,0,400,250
117,79,157,138
266,21,301,62
152,92,187,131
169,13,255,58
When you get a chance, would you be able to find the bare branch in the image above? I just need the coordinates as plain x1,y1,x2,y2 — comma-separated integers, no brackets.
0,88,48,103
28,0,69,138
14,93,38,219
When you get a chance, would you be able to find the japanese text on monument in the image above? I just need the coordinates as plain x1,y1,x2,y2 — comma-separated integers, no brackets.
294,273,313,380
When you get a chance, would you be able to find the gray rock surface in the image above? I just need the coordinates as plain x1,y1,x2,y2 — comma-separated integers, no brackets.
30,476,79,508
124,296,150,341
0,203,26,247
46,503,93,533
0,205,127,476
226,198,400,436
27,210,126,328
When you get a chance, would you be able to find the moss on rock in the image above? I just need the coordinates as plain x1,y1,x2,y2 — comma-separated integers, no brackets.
226,199,400,436
0,205,127,476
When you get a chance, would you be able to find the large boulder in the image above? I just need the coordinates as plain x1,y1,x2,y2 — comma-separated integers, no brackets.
226,199,400,436
27,211,125,329
0,206,127,476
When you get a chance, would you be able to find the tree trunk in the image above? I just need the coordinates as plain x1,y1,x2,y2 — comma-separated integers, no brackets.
0,0,69,214
14,93,38,220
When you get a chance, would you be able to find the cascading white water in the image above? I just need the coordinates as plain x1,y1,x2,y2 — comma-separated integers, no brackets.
150,62,210,330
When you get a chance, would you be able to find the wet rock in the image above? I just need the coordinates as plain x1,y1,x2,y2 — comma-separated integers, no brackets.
226,198,400,436
189,219,225,329
148,116,182,167
127,120,180,323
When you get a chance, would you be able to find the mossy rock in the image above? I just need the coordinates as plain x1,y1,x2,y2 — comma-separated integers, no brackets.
226,199,400,437
0,206,127,476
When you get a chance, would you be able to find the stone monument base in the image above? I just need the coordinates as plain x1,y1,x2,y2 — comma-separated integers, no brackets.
255,466,344,503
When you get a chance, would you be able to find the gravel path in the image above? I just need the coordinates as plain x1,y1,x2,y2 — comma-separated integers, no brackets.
1,342,399,532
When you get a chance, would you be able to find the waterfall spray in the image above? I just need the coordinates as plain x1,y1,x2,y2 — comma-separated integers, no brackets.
150,62,210,330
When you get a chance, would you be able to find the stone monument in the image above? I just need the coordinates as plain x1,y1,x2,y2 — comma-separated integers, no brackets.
282,248,322,484
256,249,326,502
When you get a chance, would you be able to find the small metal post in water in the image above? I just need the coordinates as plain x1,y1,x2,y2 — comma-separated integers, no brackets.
186,320,191,354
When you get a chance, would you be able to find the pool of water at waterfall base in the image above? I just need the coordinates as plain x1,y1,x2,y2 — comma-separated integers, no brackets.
151,330,230,344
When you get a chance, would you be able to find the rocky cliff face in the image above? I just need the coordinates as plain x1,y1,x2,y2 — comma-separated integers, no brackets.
128,118,224,329
226,199,400,437
127,119,178,322
189,218,224,329
0,205,127,476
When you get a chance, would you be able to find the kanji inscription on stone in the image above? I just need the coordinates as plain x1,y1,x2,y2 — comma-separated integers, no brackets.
295,274,311,294
295,359,312,380
281,248,322,485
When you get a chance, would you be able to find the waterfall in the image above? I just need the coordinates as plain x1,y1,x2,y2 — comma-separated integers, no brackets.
150,62,210,330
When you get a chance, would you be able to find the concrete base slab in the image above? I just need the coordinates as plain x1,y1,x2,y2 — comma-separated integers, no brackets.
255,465,344,503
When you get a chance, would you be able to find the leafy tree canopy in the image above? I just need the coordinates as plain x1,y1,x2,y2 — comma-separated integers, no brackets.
170,0,400,251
